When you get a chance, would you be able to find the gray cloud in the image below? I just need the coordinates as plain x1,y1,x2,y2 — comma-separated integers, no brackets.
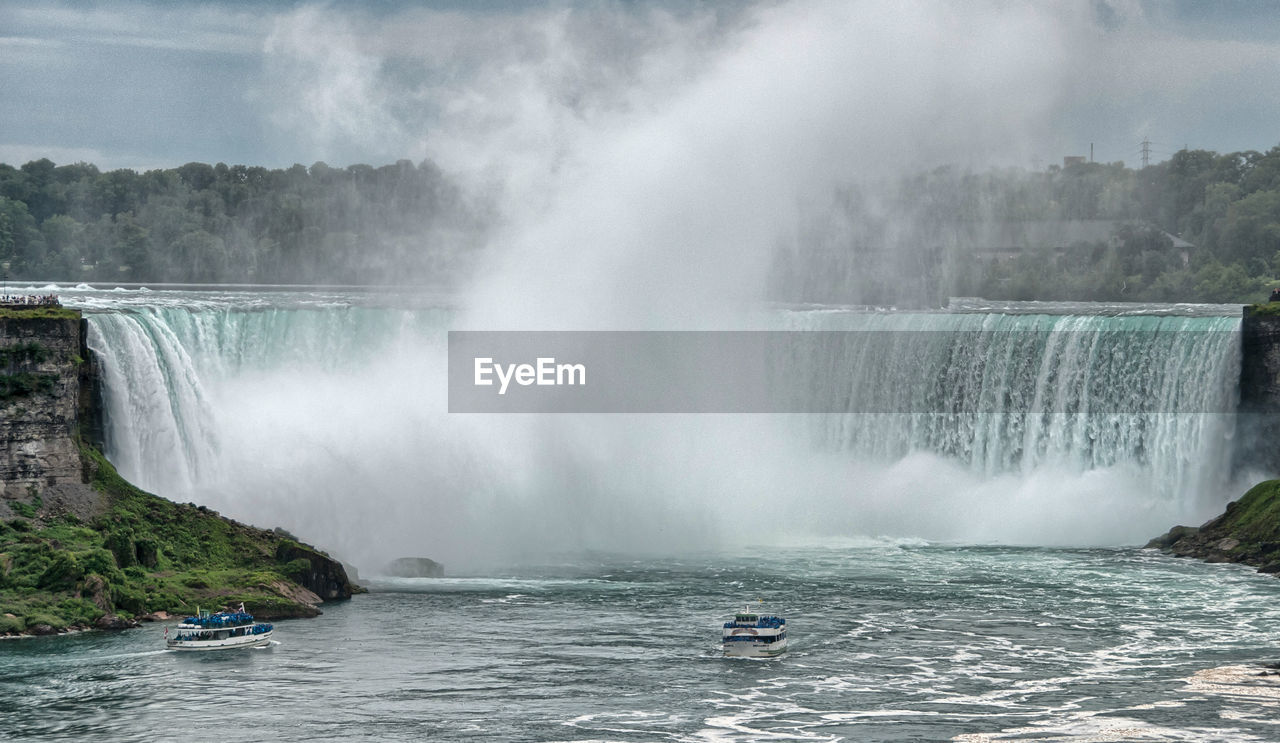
0,1,1277,172
5,3,267,54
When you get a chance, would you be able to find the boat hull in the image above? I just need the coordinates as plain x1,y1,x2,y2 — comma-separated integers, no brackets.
723,636,787,657
166,630,273,651
722,610,787,657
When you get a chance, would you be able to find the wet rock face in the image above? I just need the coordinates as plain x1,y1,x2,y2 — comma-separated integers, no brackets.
1237,311,1280,474
0,317,97,513
1145,525,1199,550
274,542,357,601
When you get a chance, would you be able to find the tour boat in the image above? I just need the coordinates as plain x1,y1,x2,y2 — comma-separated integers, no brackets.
165,605,273,651
722,608,787,657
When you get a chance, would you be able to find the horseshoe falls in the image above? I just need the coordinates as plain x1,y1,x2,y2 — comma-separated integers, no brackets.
75,289,1250,570
783,309,1244,509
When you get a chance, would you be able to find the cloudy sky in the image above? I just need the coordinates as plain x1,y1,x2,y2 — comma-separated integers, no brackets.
0,0,1277,173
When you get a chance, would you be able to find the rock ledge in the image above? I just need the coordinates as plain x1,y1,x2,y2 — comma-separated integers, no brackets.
1147,480,1280,573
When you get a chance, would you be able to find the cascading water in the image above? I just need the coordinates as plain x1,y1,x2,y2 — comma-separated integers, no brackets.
89,303,443,494
783,309,1242,506
72,288,1250,568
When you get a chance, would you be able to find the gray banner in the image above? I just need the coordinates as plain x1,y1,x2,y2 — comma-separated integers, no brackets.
447,330,1237,413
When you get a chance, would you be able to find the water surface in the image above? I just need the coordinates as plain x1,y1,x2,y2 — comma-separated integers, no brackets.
5,544,1280,742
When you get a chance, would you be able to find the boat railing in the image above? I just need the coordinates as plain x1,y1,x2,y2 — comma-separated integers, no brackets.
169,623,273,642
180,612,256,628
723,615,785,629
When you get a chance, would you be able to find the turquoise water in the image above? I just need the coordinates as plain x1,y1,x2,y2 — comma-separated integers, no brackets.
5,544,1280,742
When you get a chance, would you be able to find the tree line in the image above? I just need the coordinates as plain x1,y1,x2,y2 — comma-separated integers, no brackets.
0,158,485,285
774,144,1280,305
953,145,1280,304
2,146,1280,302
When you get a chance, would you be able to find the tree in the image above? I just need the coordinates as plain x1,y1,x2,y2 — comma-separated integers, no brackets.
40,214,86,277
112,212,150,279
20,158,59,222
1223,190,1280,266
176,162,216,192
171,230,227,282
0,196,44,273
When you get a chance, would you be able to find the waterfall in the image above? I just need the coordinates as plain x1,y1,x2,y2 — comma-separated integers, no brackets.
80,295,1247,565
781,309,1242,506
88,305,441,495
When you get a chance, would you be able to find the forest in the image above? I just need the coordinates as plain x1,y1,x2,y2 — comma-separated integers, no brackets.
2,145,1280,303
0,158,485,285
950,145,1280,304
775,144,1280,305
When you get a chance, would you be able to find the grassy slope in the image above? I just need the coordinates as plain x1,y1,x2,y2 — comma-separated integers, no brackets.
0,446,343,635
0,306,81,320
1149,480,1280,574
1201,480,1280,557
1246,302,1280,318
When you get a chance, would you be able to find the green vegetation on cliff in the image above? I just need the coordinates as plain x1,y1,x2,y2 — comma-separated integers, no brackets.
1147,480,1280,573
0,445,356,636
1245,302,1280,318
0,341,49,365
0,372,57,401
1212,480,1280,545
0,307,80,321
0,330,60,401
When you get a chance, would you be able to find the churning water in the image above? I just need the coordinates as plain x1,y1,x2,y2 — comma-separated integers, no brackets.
5,543,1280,742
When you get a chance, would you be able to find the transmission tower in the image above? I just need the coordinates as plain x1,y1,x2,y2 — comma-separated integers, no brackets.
1140,137,1151,169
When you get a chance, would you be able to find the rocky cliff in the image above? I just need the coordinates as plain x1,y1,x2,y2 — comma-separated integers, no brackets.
0,307,357,636
0,309,98,512
1147,480,1280,574
1235,305,1280,474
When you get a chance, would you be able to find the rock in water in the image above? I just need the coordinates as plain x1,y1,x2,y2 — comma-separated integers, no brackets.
384,557,444,578
1145,524,1200,550
94,615,138,630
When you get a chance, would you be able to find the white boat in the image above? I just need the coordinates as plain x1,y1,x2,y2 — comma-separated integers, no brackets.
165,605,273,651
722,608,787,657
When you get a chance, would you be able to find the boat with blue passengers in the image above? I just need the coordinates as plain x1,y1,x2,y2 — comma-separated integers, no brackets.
722,608,787,657
165,605,273,651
